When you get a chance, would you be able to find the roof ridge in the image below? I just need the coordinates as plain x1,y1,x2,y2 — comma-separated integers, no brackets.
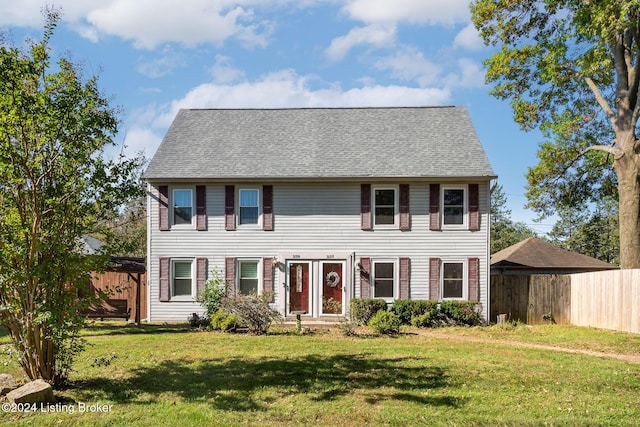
182,105,460,112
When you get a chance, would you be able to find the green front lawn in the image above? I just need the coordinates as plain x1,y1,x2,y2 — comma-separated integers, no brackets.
1,323,639,426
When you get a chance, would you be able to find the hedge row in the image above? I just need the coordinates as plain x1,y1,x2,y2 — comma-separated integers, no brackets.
349,298,484,327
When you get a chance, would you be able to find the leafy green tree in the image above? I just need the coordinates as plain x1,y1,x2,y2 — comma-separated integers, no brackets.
549,198,619,264
0,10,143,384
471,1,640,268
99,183,147,258
490,183,536,254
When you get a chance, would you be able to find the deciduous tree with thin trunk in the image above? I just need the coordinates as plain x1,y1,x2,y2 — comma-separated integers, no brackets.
471,0,640,267
0,9,143,384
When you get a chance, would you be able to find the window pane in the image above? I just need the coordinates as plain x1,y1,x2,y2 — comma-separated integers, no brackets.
375,207,395,225
443,263,463,278
240,189,258,206
174,207,193,224
240,207,259,224
374,279,393,298
375,262,394,279
443,280,463,298
443,207,463,224
443,189,464,206
240,262,258,279
174,190,192,207
375,189,395,206
174,261,192,279
240,279,258,295
174,279,192,296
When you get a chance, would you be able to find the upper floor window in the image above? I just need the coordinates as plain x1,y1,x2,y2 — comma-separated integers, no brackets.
373,261,395,299
442,186,466,227
172,189,193,226
239,189,260,226
373,187,397,227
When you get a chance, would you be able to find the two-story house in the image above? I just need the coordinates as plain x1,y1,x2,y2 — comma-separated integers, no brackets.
144,106,496,322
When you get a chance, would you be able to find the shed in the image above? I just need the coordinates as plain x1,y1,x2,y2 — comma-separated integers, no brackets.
490,237,617,324
88,256,147,325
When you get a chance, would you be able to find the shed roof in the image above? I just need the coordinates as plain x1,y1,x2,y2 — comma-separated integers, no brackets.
144,106,495,181
491,237,617,271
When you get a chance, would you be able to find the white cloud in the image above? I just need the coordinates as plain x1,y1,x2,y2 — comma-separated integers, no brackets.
374,46,442,87
0,0,277,49
85,1,269,49
121,126,162,158
209,55,246,84
136,46,187,78
444,58,485,89
325,24,396,61
342,0,471,25
0,1,96,27
141,69,451,151
453,23,484,51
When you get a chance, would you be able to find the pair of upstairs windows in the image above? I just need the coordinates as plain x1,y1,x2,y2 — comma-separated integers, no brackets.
172,187,258,227
174,187,259,227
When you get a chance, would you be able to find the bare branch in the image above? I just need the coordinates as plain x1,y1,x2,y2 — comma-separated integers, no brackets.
580,144,624,159
585,77,616,123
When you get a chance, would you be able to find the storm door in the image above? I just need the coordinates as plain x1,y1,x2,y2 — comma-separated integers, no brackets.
320,261,345,315
287,261,311,315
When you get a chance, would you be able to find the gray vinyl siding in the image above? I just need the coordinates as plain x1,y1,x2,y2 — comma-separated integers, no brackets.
147,181,491,321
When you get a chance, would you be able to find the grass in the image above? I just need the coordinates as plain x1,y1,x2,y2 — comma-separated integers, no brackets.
0,322,639,426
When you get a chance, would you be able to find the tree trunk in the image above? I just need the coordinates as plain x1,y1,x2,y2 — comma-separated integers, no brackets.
615,148,640,269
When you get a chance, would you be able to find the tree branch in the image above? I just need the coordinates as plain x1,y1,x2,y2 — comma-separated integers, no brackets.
585,77,616,124
580,144,625,159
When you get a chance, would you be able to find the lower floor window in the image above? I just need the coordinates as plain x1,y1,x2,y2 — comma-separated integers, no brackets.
373,261,394,298
239,260,259,295
172,260,193,297
442,262,463,299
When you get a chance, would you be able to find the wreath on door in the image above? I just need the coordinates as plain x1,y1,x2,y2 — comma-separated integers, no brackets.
325,271,340,287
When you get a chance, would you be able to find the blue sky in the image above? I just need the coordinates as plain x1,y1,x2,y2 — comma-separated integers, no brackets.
1,0,553,234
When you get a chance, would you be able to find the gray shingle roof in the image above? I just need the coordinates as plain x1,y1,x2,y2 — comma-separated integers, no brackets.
144,106,496,180
491,237,617,270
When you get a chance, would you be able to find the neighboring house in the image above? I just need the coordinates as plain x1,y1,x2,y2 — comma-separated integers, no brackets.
143,107,496,322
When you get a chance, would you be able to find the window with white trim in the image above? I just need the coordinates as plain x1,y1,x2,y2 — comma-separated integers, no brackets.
238,260,260,295
172,259,194,298
442,261,465,299
172,188,193,226
373,186,397,227
239,188,260,226
442,186,466,227
373,260,395,300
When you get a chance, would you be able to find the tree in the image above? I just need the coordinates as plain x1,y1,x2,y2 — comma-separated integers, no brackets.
0,10,143,384
490,183,536,254
98,181,148,258
548,198,619,264
471,1,640,268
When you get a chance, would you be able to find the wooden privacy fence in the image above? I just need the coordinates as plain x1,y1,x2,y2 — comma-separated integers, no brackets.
571,269,640,334
491,269,640,334
490,274,571,325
